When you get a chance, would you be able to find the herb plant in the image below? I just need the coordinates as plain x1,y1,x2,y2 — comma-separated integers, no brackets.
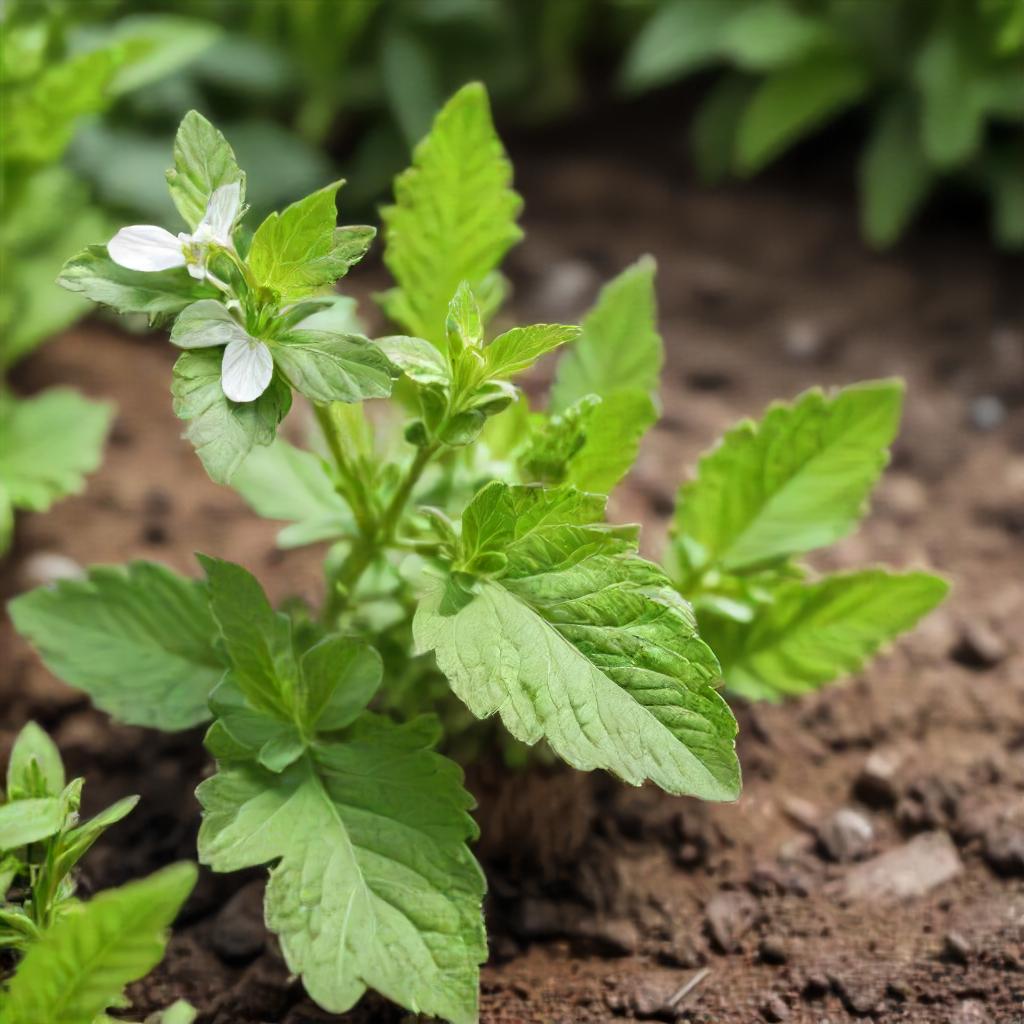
9,83,945,1022
0,721,196,1024
620,0,1024,248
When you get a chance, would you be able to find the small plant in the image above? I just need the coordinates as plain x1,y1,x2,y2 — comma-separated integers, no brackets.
0,722,196,1023
620,0,1024,248
9,84,945,1022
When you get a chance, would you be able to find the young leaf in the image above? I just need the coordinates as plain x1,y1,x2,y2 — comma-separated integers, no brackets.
484,324,580,380
247,181,373,301
231,438,354,548
414,483,740,801
0,862,197,1024
272,330,397,405
550,256,662,411
721,0,836,70
171,348,291,484
58,245,217,321
376,335,450,386
671,380,903,579
0,798,64,850
197,714,485,1024
166,110,246,231
7,722,65,799
735,56,871,174
8,562,223,730
379,82,523,346
860,97,933,248
298,634,382,732
0,389,113,515
700,570,949,700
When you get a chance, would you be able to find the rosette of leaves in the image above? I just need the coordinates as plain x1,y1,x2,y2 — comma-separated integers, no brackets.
620,0,1024,247
0,721,196,1024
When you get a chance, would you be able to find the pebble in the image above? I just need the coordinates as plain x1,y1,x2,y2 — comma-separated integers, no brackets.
829,972,884,1016
982,825,1024,876
705,891,759,953
841,831,963,902
18,551,84,590
946,1000,991,1024
209,881,266,964
762,994,789,1022
802,972,830,999
854,748,907,808
759,935,788,965
816,808,874,862
573,916,640,957
969,394,1006,431
943,930,972,964
952,621,1009,669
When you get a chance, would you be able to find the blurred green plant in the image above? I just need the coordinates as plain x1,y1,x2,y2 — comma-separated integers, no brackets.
620,0,1024,247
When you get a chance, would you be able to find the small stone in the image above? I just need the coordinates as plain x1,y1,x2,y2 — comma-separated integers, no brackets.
983,825,1024,876
879,474,927,523
762,994,789,1022
841,831,963,902
817,808,874,862
705,890,759,953
759,935,788,965
781,795,819,831
783,318,826,360
946,1000,990,1024
942,930,971,964
969,394,1006,431
573,916,640,957
210,881,266,964
829,973,884,1016
854,747,908,807
18,551,84,590
952,621,1008,669
657,931,705,968
802,972,830,999
628,977,678,1018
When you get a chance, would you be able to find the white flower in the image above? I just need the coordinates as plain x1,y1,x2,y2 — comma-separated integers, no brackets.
107,182,241,281
172,300,273,403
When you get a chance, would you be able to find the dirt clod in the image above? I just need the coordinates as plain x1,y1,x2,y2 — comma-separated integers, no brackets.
840,831,963,902
209,882,266,965
761,993,789,1022
758,935,789,965
705,891,759,954
943,930,972,964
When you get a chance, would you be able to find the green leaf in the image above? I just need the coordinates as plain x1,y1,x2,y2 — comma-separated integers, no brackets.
0,389,113,514
0,798,64,850
860,98,933,248
144,1000,197,1024
915,28,984,168
989,141,1024,248
691,73,754,183
721,0,837,70
272,330,397,405
484,324,580,380
701,570,949,700
298,634,382,731
566,389,658,495
231,438,353,548
166,110,246,231
197,715,485,1023
56,796,139,879
248,181,374,301
58,245,217,321
8,562,223,731
379,82,523,346
735,57,871,174
619,0,740,93
551,256,662,411
414,483,740,801
671,381,903,579
7,722,65,799
0,862,196,1024
376,335,450,386
171,348,291,484
199,556,296,720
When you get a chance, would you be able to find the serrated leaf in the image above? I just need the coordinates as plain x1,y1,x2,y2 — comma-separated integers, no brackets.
0,798,64,850
197,715,485,1023
0,862,196,1024
415,483,740,801
171,348,291,484
379,82,523,346
551,256,662,411
272,330,397,405
735,57,870,174
671,381,903,580
484,323,580,380
58,245,218,321
860,98,933,248
7,722,65,799
166,110,246,231
0,389,113,514
231,438,353,548
376,335,450,386
619,0,740,93
8,562,223,730
701,570,949,700
247,181,373,301
299,634,382,732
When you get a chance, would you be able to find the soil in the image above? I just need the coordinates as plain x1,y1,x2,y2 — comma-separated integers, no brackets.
3,137,1024,1024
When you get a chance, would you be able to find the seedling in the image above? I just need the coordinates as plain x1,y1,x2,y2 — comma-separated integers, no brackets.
0,722,196,1024
10,83,945,1022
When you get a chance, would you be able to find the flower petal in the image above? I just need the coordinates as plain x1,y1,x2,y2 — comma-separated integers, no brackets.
198,182,242,246
171,300,252,349
107,226,185,272
221,337,273,403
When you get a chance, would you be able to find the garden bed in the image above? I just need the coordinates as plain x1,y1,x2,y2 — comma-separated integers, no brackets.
3,143,1023,1023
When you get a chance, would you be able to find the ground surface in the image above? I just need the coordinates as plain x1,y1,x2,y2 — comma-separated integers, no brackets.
3,141,1024,1024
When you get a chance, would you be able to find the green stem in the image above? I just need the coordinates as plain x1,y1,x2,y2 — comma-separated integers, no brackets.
313,403,374,538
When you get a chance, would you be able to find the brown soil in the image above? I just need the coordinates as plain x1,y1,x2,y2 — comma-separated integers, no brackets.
3,146,1024,1024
